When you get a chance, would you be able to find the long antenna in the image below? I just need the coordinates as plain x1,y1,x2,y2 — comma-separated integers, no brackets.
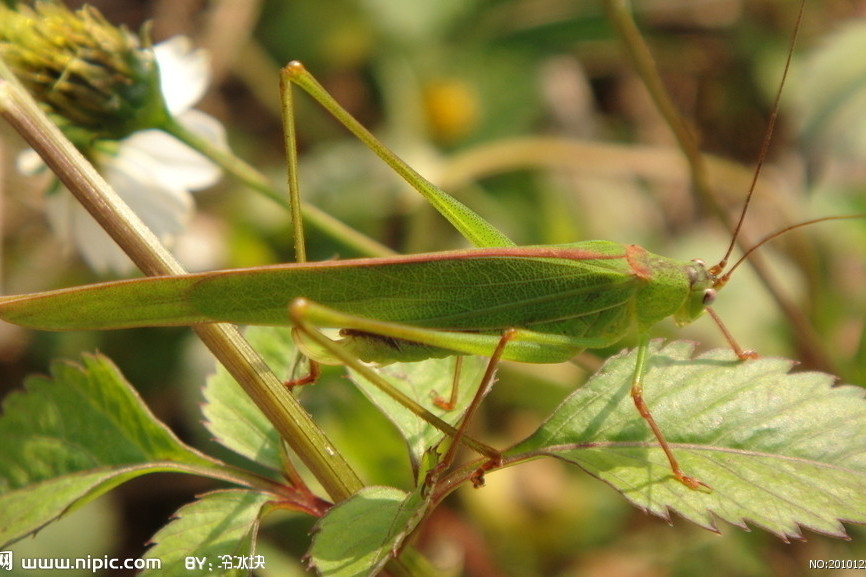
714,214,866,289
710,0,807,277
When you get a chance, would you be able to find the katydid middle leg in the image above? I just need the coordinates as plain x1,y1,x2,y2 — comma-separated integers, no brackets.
428,329,516,492
285,352,320,388
433,356,462,411
288,297,502,461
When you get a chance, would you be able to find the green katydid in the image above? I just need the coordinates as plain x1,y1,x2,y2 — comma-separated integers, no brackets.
0,2,851,491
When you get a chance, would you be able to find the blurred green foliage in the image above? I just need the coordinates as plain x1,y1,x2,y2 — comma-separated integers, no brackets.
2,0,866,575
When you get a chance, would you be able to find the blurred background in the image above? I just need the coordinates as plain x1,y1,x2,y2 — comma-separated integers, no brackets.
1,0,866,575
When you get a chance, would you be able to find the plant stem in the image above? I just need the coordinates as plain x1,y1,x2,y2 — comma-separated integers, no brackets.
0,69,440,577
0,72,363,503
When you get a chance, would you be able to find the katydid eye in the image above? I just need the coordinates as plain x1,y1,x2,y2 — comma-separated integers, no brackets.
702,289,717,305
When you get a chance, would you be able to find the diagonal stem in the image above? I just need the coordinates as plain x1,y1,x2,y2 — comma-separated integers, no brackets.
0,70,364,503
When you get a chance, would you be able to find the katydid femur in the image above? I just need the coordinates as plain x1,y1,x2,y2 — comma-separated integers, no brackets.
0,2,848,491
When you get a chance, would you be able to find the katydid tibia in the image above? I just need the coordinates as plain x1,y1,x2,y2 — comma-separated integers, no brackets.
0,1,846,492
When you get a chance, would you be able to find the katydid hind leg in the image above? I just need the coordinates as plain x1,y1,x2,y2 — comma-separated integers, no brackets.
276,66,317,387
288,297,501,460
279,66,308,265
430,330,515,490
631,336,710,491
281,61,513,250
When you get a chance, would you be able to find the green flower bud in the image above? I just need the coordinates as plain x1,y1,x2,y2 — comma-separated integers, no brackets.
0,1,170,144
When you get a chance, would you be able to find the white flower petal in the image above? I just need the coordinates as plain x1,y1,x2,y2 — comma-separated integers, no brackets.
17,149,47,176
43,189,75,249
42,146,196,273
44,192,134,273
100,147,195,236
154,36,211,115
120,126,222,191
176,109,229,154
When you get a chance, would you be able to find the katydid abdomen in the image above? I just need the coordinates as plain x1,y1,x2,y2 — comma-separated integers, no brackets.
0,240,712,365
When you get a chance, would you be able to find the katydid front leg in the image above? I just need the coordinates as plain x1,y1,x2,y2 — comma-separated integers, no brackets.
631,334,710,491
706,306,758,361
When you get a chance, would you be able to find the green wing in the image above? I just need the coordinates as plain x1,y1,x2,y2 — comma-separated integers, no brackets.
0,242,688,347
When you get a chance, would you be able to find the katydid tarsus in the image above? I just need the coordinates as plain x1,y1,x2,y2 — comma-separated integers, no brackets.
0,1,856,491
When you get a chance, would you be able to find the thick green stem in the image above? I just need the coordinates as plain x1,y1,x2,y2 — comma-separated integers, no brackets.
0,72,363,503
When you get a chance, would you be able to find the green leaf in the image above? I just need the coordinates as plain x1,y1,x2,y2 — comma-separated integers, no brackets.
0,354,226,547
204,327,485,479
347,355,487,465
141,489,273,577
203,326,294,472
509,340,866,540
308,485,431,577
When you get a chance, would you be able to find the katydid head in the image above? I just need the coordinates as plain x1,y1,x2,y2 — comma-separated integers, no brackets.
672,259,717,327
